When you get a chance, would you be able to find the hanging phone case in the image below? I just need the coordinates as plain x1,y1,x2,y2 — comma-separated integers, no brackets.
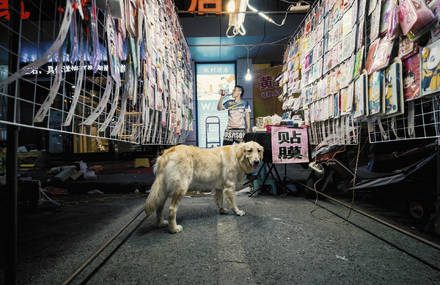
368,70,384,116
353,46,364,79
370,0,382,42
358,0,367,20
366,39,379,74
357,19,364,51
354,71,367,118
371,37,394,72
403,52,421,100
380,0,394,35
340,86,350,115
421,39,440,96
384,59,404,117
398,36,418,59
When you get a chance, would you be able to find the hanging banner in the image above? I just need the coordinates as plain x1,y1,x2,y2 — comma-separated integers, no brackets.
271,126,309,164
252,65,283,120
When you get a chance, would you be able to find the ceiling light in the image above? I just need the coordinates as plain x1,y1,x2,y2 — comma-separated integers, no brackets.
245,47,252,81
245,68,252,81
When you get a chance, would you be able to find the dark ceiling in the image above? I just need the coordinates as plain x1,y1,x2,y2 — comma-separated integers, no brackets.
175,0,308,63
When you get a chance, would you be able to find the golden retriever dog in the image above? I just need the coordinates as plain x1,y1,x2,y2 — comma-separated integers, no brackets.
144,141,264,233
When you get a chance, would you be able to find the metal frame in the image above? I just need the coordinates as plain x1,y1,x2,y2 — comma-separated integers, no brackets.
368,96,440,143
0,0,194,147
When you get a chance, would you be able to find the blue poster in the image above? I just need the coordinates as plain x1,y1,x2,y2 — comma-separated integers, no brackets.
196,63,235,147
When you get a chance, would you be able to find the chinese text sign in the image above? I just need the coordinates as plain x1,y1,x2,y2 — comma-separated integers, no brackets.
271,126,309,164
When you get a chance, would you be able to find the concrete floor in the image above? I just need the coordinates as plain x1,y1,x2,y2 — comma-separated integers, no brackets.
2,191,440,285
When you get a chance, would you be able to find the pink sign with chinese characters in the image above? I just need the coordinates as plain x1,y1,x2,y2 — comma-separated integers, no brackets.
271,126,309,164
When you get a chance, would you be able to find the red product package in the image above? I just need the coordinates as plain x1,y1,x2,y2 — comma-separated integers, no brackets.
402,53,421,101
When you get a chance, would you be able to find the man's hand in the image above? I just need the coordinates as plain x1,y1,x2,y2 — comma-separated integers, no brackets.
217,90,226,111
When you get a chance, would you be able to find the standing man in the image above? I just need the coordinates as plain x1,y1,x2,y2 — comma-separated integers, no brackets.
217,85,251,145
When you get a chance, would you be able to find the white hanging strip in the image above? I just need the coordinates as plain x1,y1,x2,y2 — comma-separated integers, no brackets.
152,110,159,143
407,101,415,138
74,0,84,19
141,101,150,144
34,49,64,123
391,117,400,139
0,0,73,86
367,118,374,132
82,75,114,125
98,86,120,132
63,49,85,126
146,108,154,143
377,118,388,140
111,87,128,136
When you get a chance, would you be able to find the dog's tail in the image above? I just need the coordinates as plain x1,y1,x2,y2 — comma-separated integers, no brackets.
145,151,172,216
145,170,167,216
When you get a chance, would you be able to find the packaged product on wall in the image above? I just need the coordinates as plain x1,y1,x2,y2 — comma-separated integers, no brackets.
334,92,341,118
384,60,404,117
421,39,440,96
380,0,394,35
368,70,384,116
357,20,364,51
358,0,367,19
354,72,368,118
398,37,418,59
399,0,436,39
353,46,364,79
402,53,421,100
369,0,382,41
340,83,353,115
370,37,394,72
366,39,379,74
430,0,440,41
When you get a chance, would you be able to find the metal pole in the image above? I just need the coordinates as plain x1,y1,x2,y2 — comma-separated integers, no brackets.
4,0,20,284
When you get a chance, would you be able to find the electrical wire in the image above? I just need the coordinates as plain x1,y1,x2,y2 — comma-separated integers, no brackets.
345,129,362,220
188,33,292,47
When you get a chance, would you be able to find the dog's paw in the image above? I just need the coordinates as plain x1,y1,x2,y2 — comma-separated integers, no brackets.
157,220,169,228
169,225,183,234
235,210,246,216
219,208,229,215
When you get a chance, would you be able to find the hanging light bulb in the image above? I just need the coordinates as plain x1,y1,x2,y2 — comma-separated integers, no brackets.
245,68,252,81
245,47,252,81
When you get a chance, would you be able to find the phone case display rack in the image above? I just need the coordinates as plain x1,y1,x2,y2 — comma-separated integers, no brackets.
280,0,440,145
0,0,194,145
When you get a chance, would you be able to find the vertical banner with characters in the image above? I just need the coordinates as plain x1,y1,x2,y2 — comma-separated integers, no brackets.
253,66,283,120
196,63,236,148
271,126,309,164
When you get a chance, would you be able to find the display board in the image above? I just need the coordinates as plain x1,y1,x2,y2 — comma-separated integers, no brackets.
196,63,236,148
0,0,194,145
280,0,440,144
253,66,283,120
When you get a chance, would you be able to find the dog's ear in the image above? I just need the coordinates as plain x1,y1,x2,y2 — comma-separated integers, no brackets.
235,143,246,164
259,146,264,161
